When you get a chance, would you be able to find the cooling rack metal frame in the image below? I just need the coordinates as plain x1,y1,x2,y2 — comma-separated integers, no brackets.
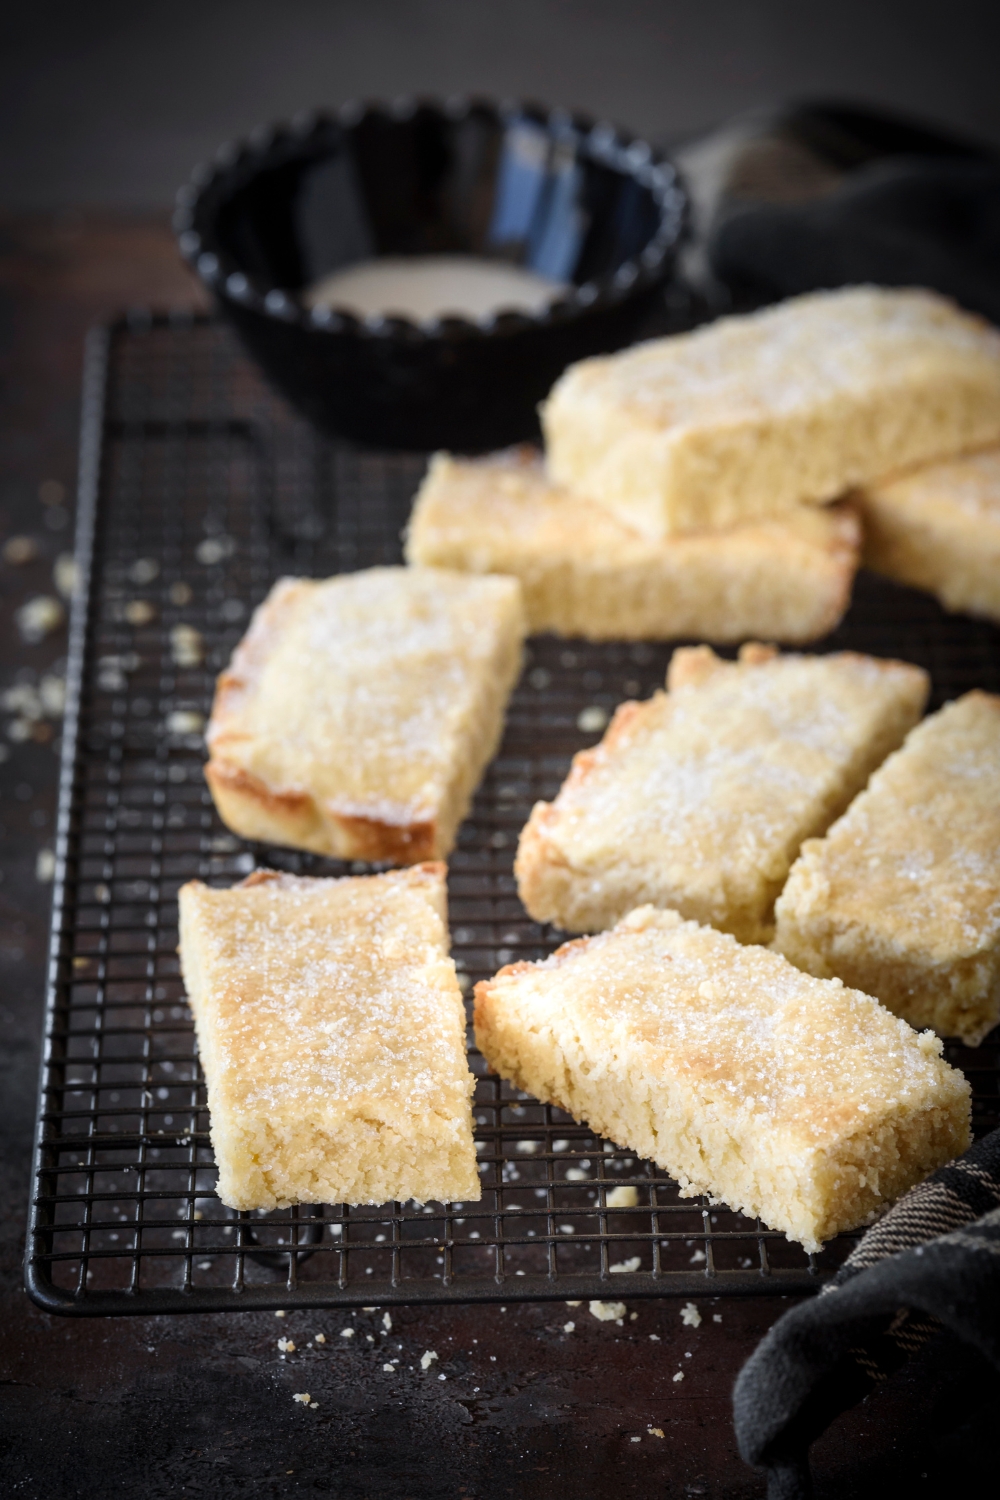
25,313,1000,1316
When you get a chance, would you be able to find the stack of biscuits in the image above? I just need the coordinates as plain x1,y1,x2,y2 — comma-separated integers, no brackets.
407,284,1000,638
179,284,1000,1252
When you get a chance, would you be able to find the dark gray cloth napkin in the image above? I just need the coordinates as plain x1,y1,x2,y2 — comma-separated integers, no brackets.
672,99,1000,323
711,156,1000,326
732,1128,1000,1499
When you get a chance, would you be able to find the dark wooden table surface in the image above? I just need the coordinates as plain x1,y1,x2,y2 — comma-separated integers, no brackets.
0,214,993,1499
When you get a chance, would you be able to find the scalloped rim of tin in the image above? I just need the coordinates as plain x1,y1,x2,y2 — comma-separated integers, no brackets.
175,96,688,342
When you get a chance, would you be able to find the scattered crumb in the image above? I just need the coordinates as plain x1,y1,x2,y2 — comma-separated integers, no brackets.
292,1393,311,1404
689,1250,706,1263
5,684,42,721
552,1139,569,1151
606,1185,639,1209
130,558,159,584
610,1257,641,1274
589,1300,627,1323
170,624,204,667
309,1403,318,1410
365,1335,374,1344
630,1436,641,1443
565,1168,589,1181
340,1328,354,1339
166,710,205,735
515,1140,538,1154
277,1338,295,1353
713,1314,722,1324
16,596,64,643
559,1224,575,1234
577,705,609,732
4,536,38,565
274,1310,285,1318
40,675,65,715
672,1371,684,1383
124,599,156,625
36,849,55,882
630,1312,638,1321
648,1427,665,1439
382,1363,394,1373
196,535,235,565
681,1302,702,1329
314,1332,326,1343
382,1312,392,1333
53,555,77,598
563,1321,575,1334
362,1307,377,1312
565,1301,581,1308
649,1334,660,1341
438,1374,447,1382
420,1350,438,1370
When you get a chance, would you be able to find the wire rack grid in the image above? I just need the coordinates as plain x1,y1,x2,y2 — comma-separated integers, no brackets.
25,312,1000,1316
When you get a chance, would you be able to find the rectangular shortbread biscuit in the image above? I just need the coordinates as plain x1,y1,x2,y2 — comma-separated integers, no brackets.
857,447,1000,625
178,865,481,1209
542,286,1000,539
205,566,525,862
405,448,860,643
775,692,1000,1047
474,907,971,1250
515,644,928,943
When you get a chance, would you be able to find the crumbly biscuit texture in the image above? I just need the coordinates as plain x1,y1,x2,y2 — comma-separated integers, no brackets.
515,644,928,942
178,865,481,1210
205,566,525,862
775,692,1000,1046
858,447,1000,625
474,907,970,1250
406,448,859,642
542,286,1000,538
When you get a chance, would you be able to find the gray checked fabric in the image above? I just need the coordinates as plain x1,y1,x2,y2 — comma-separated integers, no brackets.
732,1128,1000,1500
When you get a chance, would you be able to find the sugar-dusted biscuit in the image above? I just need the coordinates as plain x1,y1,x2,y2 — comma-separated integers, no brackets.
775,692,1000,1047
542,287,1000,538
857,447,1000,625
515,644,928,942
178,865,481,1209
205,566,525,862
474,906,970,1251
405,448,859,643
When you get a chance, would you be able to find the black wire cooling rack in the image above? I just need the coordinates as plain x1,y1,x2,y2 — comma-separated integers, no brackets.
25,313,1000,1316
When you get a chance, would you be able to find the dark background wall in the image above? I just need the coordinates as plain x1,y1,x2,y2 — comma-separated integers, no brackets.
1,0,999,211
